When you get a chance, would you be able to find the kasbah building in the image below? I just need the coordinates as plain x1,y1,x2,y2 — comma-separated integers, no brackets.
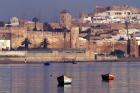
1,6,140,58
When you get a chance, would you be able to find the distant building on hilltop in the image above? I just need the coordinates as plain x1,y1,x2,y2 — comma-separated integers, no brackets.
93,10,132,23
5,17,20,27
79,12,93,24
10,17,19,26
81,5,140,24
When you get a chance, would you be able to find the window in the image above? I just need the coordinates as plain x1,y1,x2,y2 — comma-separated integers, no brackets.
115,12,122,15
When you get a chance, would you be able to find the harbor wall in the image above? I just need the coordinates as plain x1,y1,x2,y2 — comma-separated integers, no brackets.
0,50,92,62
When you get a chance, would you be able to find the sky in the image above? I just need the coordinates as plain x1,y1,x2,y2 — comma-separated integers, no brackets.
0,0,140,22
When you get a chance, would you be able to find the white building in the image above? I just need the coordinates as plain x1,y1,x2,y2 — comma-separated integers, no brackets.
93,10,132,24
111,34,129,40
119,29,140,35
95,10,132,19
111,29,140,41
82,16,92,23
5,17,19,27
107,10,131,19
10,17,19,26
130,13,140,23
0,40,10,50
92,16,109,23
81,26,90,32
135,32,140,45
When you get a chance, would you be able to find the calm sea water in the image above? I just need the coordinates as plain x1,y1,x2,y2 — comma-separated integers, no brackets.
0,62,140,93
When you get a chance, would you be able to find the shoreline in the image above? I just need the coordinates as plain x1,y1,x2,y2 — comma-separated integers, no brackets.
0,57,140,64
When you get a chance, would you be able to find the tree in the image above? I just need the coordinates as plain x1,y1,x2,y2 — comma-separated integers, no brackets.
32,17,39,31
21,38,31,50
41,38,49,49
110,50,125,58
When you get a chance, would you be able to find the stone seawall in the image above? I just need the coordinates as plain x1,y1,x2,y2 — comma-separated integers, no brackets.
0,50,94,62
0,51,26,57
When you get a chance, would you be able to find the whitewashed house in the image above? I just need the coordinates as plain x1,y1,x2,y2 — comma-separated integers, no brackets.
82,16,92,23
0,40,10,50
0,34,11,51
92,10,138,24
5,17,19,27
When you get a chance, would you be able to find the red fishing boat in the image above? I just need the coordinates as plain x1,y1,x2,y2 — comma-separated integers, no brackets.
101,73,115,81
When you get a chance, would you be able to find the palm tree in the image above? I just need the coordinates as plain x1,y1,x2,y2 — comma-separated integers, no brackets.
21,38,31,50
110,50,125,58
32,17,39,31
41,38,49,49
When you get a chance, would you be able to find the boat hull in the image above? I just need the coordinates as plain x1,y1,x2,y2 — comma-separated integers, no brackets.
102,74,114,81
44,62,50,66
57,75,72,86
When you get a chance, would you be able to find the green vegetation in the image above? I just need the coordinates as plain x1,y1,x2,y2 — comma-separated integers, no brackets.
110,50,125,58
21,38,32,50
32,17,39,31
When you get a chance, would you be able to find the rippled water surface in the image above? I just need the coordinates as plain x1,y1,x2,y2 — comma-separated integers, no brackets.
0,62,140,93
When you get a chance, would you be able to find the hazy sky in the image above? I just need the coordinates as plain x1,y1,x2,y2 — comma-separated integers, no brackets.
0,0,140,22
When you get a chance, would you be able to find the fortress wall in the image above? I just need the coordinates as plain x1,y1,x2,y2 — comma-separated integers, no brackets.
89,41,127,55
9,28,71,49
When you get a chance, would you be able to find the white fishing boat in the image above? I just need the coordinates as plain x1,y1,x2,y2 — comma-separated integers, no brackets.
64,75,72,84
57,75,72,86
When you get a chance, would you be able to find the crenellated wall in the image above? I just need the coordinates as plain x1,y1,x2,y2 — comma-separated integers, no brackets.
0,27,72,49
6,27,71,49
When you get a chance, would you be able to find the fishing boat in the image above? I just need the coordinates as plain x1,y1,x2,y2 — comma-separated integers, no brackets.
101,73,115,81
44,62,50,66
57,75,72,86
72,61,77,64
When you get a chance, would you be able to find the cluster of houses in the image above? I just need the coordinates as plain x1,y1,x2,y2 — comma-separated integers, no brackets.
82,6,140,24
1,5,140,58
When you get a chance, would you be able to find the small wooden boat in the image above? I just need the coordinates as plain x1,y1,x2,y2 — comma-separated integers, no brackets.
57,75,72,86
101,73,115,81
72,61,77,64
44,62,50,66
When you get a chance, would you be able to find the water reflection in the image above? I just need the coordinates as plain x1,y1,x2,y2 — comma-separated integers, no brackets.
0,62,140,93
